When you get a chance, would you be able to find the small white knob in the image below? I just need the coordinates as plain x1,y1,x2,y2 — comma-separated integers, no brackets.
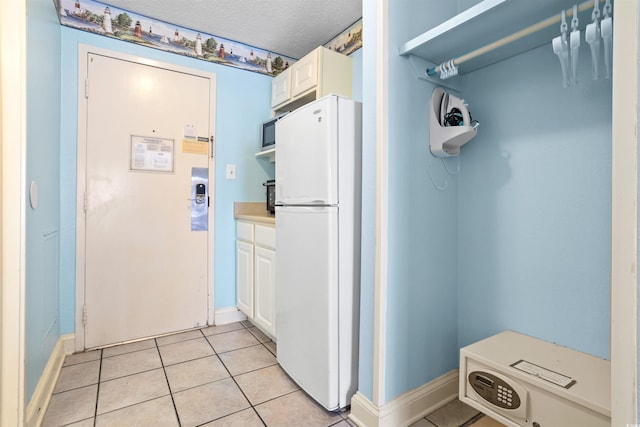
29,181,38,210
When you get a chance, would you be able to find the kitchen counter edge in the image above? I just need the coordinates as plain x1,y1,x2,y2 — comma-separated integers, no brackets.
235,214,275,225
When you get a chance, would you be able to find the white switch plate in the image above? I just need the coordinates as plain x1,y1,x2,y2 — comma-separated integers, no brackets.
184,124,196,138
226,164,236,180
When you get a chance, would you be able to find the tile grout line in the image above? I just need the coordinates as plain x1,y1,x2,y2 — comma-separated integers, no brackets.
93,349,103,427
232,322,286,425
155,337,183,427
199,327,268,426
460,412,486,427
68,323,279,426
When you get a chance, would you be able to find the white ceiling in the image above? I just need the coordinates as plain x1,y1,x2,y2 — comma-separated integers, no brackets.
98,0,362,59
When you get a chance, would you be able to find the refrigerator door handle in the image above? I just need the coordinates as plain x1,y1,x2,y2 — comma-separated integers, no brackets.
276,200,328,207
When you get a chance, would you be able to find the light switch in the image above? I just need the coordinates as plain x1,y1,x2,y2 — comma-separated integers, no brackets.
226,164,236,180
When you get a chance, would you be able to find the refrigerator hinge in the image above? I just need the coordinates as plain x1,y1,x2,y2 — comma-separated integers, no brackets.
84,79,89,99
82,304,87,326
210,135,215,158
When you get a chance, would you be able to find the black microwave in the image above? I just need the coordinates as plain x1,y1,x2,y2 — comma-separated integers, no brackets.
260,112,288,150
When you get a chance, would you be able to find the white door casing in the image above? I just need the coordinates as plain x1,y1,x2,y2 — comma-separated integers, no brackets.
76,46,216,350
0,0,27,424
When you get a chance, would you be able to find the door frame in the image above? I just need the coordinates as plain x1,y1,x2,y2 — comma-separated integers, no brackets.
0,0,27,424
75,44,217,351
610,1,639,423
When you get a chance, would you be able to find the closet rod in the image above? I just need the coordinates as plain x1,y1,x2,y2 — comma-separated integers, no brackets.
426,0,606,77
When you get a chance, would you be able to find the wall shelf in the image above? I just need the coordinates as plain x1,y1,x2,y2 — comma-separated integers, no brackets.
399,0,600,76
255,148,275,163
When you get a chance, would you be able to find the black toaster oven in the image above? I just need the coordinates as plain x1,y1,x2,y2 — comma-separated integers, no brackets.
263,180,275,214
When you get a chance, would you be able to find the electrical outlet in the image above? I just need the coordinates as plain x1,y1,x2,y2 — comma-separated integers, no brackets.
226,164,236,180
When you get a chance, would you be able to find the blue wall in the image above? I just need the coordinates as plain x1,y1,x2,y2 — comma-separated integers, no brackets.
357,0,613,406
459,44,612,359
359,0,463,404
357,0,376,401
385,0,462,402
25,0,62,401
59,28,274,334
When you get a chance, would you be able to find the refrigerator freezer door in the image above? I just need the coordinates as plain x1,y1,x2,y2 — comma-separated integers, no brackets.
275,96,338,205
275,206,340,410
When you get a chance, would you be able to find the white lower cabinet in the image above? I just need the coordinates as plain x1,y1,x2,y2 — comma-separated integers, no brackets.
253,246,276,335
236,240,254,316
236,221,276,338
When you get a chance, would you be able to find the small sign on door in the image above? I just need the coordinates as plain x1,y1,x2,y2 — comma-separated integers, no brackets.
182,138,208,155
130,135,174,173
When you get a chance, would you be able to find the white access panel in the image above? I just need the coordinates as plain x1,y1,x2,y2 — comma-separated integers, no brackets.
459,331,610,427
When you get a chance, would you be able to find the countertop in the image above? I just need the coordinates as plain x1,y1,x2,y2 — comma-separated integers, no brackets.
234,202,275,225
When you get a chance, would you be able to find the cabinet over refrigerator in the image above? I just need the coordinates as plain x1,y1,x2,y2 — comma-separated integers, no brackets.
275,95,362,411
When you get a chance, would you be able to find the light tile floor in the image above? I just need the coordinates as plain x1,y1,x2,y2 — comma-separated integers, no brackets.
408,397,506,427
43,320,504,427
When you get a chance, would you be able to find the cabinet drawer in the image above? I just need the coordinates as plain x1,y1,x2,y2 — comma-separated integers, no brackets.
237,221,254,242
254,224,275,249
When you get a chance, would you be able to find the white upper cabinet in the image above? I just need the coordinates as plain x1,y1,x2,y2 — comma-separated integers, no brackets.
271,46,352,112
290,50,319,97
271,67,291,108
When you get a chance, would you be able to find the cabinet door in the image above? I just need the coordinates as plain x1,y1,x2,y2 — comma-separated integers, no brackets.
271,67,291,108
291,50,318,98
254,246,276,337
236,240,254,318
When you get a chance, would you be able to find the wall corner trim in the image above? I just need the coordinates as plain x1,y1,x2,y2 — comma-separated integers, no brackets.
25,334,75,427
214,307,247,325
349,369,459,427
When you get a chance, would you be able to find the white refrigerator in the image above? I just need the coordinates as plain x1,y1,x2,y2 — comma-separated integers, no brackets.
275,95,362,411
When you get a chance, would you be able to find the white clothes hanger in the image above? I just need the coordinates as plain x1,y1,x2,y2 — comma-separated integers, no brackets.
570,4,580,85
552,10,571,88
601,0,613,78
585,0,601,80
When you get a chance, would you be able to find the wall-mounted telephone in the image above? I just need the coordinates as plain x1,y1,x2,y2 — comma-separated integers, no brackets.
468,370,528,418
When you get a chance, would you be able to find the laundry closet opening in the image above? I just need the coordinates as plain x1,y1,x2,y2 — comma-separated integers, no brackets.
452,7,612,361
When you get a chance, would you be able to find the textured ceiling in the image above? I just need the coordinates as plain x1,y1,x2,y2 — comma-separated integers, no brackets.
98,0,362,59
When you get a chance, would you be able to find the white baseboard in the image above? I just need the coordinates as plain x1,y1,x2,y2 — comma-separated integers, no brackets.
349,369,459,427
214,307,247,325
26,334,75,427
62,334,76,355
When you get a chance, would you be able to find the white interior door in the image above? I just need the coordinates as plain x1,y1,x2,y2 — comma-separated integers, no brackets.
83,52,214,349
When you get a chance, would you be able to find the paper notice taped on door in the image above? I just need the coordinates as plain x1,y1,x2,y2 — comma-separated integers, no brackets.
182,139,208,155
130,135,174,172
